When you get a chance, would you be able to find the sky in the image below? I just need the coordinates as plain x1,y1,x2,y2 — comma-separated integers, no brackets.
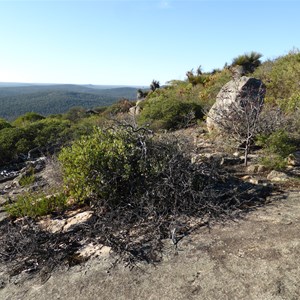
0,0,299,86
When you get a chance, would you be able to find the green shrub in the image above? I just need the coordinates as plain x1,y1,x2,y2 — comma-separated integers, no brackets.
5,191,67,218
254,50,300,103
0,118,12,131
260,155,288,171
198,69,231,109
138,94,203,130
0,118,73,166
63,106,87,123
13,112,45,127
257,130,297,170
59,126,173,204
19,174,36,187
0,127,25,164
28,118,72,147
262,130,296,157
102,99,135,116
279,91,300,113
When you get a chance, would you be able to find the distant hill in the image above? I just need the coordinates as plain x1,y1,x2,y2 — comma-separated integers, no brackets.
0,84,138,120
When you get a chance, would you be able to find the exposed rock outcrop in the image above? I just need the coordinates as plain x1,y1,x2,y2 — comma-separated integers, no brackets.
129,99,144,116
207,76,266,133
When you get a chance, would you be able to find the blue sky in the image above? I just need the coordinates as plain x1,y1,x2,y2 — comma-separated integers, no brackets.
0,0,299,86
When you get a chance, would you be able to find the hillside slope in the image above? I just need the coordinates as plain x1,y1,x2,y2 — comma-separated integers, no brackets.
0,85,137,120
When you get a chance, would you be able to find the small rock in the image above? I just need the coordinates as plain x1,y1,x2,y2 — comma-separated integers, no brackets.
0,196,8,206
267,170,289,182
63,211,93,232
233,151,241,157
38,218,66,233
26,157,46,172
77,243,111,259
257,165,267,173
247,164,267,174
242,176,265,185
249,177,262,185
220,157,243,166
247,165,259,173
287,151,300,166
0,211,8,223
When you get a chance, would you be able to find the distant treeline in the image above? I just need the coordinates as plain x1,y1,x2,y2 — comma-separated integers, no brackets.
0,85,137,120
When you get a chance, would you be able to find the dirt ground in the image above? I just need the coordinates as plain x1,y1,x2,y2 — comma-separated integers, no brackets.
0,190,299,300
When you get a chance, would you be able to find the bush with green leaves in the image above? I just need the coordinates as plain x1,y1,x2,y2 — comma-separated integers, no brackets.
138,88,203,130
254,50,300,103
59,126,174,204
0,117,74,166
27,118,72,148
102,98,135,116
0,127,25,164
19,173,36,187
12,112,45,127
0,118,12,130
5,191,67,218
257,130,297,170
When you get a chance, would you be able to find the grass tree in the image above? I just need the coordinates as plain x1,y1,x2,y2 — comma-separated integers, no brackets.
150,80,160,92
232,51,262,75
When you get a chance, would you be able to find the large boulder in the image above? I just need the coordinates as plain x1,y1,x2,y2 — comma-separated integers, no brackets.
207,76,266,133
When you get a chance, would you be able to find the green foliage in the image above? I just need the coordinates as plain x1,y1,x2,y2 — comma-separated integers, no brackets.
0,127,25,164
28,118,72,147
260,155,288,171
0,118,12,130
232,51,262,74
186,67,209,86
279,91,300,113
5,191,67,218
138,85,203,130
102,98,135,116
254,50,300,103
19,170,36,187
0,117,73,165
198,69,231,109
257,130,297,170
13,112,45,127
137,68,232,131
259,130,296,157
0,87,137,121
63,106,87,123
59,126,174,204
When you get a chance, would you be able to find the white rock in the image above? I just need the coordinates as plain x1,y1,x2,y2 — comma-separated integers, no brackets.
77,243,111,259
287,151,300,166
267,170,289,182
38,218,66,233
63,211,93,232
